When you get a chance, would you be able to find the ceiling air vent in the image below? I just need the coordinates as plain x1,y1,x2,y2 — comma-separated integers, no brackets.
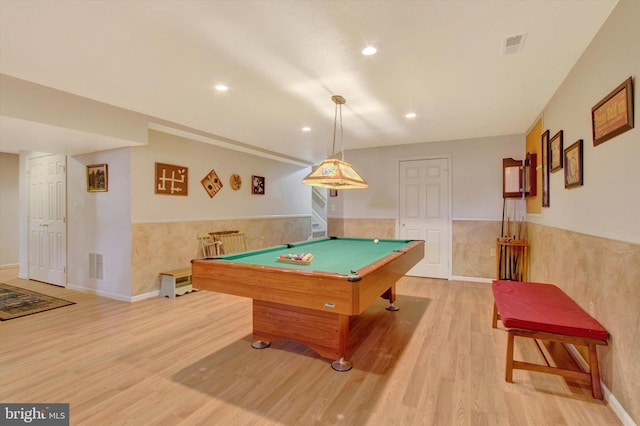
502,32,527,55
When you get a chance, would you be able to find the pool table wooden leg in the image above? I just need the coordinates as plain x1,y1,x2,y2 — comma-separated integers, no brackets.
382,286,400,311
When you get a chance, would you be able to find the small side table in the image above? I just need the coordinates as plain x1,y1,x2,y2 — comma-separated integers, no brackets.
159,267,194,299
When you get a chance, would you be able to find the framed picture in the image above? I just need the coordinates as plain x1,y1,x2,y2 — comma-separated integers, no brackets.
541,130,550,207
201,169,223,198
251,175,265,195
592,77,634,146
87,164,108,192
155,162,188,196
329,189,338,197
524,152,537,197
549,130,563,173
564,139,583,189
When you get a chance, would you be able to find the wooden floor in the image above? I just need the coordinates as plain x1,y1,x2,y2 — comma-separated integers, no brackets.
0,267,620,425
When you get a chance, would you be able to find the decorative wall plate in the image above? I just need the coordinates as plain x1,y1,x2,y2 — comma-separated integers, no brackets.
230,173,242,191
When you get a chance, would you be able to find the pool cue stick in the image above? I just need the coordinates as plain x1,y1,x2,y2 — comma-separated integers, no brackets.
517,213,521,240
501,197,505,236
499,198,505,278
512,200,516,239
507,200,512,279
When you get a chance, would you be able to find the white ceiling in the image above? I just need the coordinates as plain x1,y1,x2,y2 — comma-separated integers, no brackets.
0,0,618,164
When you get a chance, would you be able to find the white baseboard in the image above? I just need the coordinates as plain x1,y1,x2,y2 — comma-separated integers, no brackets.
565,344,636,426
65,284,159,303
0,263,19,269
451,275,493,283
131,290,161,302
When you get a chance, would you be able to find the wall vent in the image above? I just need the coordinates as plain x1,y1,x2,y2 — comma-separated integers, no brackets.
89,253,104,281
502,32,527,55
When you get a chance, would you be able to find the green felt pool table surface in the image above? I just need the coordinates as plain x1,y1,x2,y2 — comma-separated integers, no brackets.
213,237,415,275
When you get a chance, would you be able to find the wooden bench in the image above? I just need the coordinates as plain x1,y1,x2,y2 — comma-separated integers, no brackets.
159,268,194,299
492,280,609,399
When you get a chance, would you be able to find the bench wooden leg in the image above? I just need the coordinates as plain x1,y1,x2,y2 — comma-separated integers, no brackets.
505,331,515,382
588,343,604,400
492,302,499,328
502,329,606,400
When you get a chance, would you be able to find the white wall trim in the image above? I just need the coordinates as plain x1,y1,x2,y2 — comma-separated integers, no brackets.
65,285,167,303
451,275,493,283
66,284,132,302
149,122,311,168
131,290,161,302
0,263,19,269
452,217,502,222
565,344,636,426
132,213,312,224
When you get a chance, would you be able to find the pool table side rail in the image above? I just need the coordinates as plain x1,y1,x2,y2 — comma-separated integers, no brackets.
354,240,425,313
192,260,356,314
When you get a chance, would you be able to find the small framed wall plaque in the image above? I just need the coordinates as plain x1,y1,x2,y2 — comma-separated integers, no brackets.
251,175,265,195
155,162,188,196
592,77,634,146
549,130,564,173
541,130,550,207
201,169,223,198
564,139,583,189
87,164,108,192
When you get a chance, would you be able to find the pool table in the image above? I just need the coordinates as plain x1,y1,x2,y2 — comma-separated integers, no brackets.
191,236,424,371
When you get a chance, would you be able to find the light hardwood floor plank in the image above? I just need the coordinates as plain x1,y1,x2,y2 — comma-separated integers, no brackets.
0,269,621,425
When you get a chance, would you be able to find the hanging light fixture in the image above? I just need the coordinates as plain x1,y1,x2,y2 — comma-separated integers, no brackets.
302,95,368,189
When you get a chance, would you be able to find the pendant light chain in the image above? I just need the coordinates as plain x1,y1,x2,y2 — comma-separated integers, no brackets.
339,102,344,162
301,94,368,189
331,101,338,157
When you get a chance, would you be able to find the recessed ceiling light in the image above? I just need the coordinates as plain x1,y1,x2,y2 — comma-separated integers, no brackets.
405,112,417,119
215,84,228,91
362,46,377,56
302,127,311,132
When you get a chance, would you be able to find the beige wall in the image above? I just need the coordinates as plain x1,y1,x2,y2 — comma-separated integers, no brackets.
0,152,19,266
329,218,396,240
131,216,310,296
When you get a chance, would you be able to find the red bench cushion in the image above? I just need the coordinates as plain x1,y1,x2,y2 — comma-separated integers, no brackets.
492,280,609,341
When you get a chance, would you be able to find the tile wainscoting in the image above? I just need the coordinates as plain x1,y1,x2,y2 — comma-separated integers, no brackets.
528,222,639,421
329,218,502,281
452,220,502,279
131,216,311,297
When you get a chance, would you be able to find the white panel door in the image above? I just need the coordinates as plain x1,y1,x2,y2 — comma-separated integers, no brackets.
29,154,67,286
399,158,450,278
